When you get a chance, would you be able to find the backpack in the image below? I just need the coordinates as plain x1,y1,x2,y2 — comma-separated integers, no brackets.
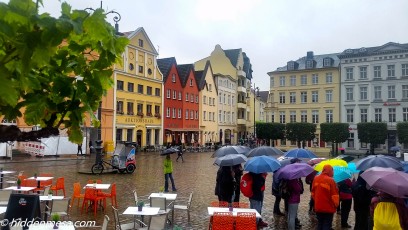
240,173,253,198
373,202,402,230
279,179,291,199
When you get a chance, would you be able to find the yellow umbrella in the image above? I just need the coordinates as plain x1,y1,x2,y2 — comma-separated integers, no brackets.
314,159,348,171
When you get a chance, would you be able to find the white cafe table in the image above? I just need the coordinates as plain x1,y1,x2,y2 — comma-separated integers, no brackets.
40,195,64,201
84,184,111,190
207,207,261,218
28,223,75,230
149,193,177,201
27,177,54,188
0,170,16,189
123,207,160,229
0,206,6,214
3,186,37,193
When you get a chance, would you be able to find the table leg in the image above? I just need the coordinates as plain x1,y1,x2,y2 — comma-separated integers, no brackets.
0,174,3,189
44,200,49,221
37,181,41,188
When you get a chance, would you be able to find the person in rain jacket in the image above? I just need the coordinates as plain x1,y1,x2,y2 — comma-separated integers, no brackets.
312,165,339,230
163,154,177,192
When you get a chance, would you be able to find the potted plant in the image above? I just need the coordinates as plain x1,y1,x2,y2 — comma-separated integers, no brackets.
48,190,53,199
51,213,60,229
16,178,21,189
137,201,144,211
159,186,164,195
34,173,37,179
93,180,97,187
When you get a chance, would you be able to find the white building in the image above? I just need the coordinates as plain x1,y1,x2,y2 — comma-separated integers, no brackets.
338,42,408,153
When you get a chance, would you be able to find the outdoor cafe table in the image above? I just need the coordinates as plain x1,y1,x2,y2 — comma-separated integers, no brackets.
29,223,75,230
39,195,64,222
207,207,261,218
149,193,177,201
0,170,16,189
0,206,6,214
27,176,54,188
3,186,37,193
84,184,111,190
123,206,160,229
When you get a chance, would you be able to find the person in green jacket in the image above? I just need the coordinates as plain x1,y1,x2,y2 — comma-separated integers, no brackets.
164,154,177,192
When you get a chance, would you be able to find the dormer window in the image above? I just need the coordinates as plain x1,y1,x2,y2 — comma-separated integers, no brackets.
306,60,314,69
323,58,332,67
287,61,296,70
172,74,176,83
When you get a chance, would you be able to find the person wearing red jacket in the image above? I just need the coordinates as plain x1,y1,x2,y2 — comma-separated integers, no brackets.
312,165,339,230
338,178,352,228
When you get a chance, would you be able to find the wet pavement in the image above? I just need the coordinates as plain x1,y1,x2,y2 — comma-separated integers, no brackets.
0,152,355,229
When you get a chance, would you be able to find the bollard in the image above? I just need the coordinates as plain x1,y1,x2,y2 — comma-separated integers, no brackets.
95,140,103,164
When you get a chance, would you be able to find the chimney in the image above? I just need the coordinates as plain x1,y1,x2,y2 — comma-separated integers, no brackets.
306,51,314,59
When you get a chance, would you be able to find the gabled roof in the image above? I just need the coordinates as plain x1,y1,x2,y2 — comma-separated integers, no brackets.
224,49,241,68
258,91,269,103
338,42,408,58
122,27,159,55
194,61,212,91
272,53,340,73
157,57,177,83
242,52,253,80
177,64,195,88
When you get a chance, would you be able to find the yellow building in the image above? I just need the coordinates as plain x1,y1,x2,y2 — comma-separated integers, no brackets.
194,61,218,145
113,28,163,147
266,52,340,153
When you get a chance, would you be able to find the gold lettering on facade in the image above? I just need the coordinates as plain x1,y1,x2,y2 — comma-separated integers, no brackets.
124,118,154,124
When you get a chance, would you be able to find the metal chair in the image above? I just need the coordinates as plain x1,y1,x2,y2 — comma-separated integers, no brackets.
173,192,193,222
150,196,174,226
112,206,143,230
46,198,71,221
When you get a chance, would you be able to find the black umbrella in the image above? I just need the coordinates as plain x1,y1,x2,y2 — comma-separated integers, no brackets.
211,146,248,158
356,155,403,171
160,147,179,156
336,155,355,163
214,154,248,167
246,146,283,157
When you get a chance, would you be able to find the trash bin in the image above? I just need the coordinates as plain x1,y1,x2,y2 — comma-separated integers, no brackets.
404,153,408,161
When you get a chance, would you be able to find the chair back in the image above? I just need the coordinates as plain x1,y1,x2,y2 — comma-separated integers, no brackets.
43,186,51,195
87,179,102,184
210,201,228,207
56,177,65,189
232,202,249,208
84,188,97,200
235,212,257,230
25,179,37,188
187,192,193,208
101,215,109,230
39,173,52,177
133,190,138,205
51,198,71,214
111,206,120,230
148,211,169,230
150,196,166,211
212,212,234,230
0,190,12,204
73,182,81,196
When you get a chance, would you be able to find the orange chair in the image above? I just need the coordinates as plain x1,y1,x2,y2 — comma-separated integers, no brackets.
39,173,53,187
51,177,66,197
232,202,249,208
87,179,102,184
210,201,228,207
81,188,105,217
211,212,234,230
24,179,41,193
71,182,85,208
235,212,257,230
98,183,117,208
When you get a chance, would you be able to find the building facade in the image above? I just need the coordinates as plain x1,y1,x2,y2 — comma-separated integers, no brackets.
338,42,408,153
267,51,341,152
113,28,163,147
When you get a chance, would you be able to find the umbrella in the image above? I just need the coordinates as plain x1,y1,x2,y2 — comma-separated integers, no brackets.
356,155,403,171
390,146,401,152
361,167,408,198
336,155,355,163
314,159,348,172
246,146,283,157
243,156,281,173
402,161,408,173
338,147,345,151
275,163,315,180
236,146,251,155
214,154,248,167
160,147,178,155
278,157,303,167
211,146,249,158
307,158,326,166
317,166,352,183
284,148,317,158
347,162,360,174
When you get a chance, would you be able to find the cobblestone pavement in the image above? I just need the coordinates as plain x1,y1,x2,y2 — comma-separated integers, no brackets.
0,152,355,229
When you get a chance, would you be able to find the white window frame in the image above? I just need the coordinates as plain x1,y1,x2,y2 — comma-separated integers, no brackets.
290,92,296,104
360,86,368,100
346,68,354,80
311,91,318,103
402,64,408,76
360,109,368,122
375,108,382,122
290,75,296,86
279,76,285,86
301,75,307,85
374,86,382,100
166,107,170,118
166,89,171,98
374,66,381,79
326,110,333,123
347,109,354,123
172,74,176,82
326,90,333,102
326,72,332,84
403,85,408,99
301,92,307,103
387,65,395,77
185,109,189,120
388,85,396,99
346,87,354,101
389,108,396,122
312,74,318,85
312,110,319,124
359,66,367,79
178,109,182,118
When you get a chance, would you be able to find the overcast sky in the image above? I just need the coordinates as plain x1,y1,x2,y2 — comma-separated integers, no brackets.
37,0,408,90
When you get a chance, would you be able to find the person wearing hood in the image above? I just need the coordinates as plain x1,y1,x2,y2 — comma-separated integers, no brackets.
312,164,339,230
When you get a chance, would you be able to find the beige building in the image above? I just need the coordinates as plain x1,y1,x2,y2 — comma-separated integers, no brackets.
266,51,340,152
194,61,218,145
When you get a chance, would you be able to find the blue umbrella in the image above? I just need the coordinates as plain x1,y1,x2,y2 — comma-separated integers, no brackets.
246,146,284,157
244,156,281,173
347,162,360,174
284,148,317,159
275,163,315,180
401,161,408,173
318,166,352,183
390,146,401,152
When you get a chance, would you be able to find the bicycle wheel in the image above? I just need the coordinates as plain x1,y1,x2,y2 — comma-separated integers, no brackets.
91,163,104,174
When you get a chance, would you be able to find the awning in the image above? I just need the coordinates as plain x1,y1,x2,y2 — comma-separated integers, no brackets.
116,124,135,128
146,125,161,129
165,128,200,132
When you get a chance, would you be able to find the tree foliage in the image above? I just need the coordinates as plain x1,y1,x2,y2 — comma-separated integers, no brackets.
320,122,350,156
397,122,408,145
357,122,387,154
256,122,285,146
0,0,128,143
285,122,316,148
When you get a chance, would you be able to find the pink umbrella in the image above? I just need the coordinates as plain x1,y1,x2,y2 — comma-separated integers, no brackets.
361,167,408,198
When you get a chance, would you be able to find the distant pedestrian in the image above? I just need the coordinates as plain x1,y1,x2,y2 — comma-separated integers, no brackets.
163,154,177,192
77,143,83,156
176,146,184,162
312,165,339,230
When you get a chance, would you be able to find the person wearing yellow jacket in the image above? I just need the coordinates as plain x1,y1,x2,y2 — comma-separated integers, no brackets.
164,154,177,192
312,164,339,230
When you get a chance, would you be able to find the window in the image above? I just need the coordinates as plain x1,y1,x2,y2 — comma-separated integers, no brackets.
312,74,318,85
348,132,355,148
279,92,286,104
146,104,152,115
301,92,307,103
166,108,170,117
231,96,234,105
128,83,134,92
326,90,333,102
374,86,382,100
279,76,285,86
311,91,318,103
137,84,143,94
360,109,368,122
138,65,143,74
186,93,189,101
155,105,160,114
326,72,333,84
271,112,275,123
178,92,182,100
346,68,354,80
359,66,367,79
388,85,396,99
312,110,319,124
360,86,368,100
196,96,199,103
172,108,176,118
190,79,193,86
172,74,176,83
219,110,222,122
172,90,176,99
323,58,332,67
279,111,286,124
301,75,307,85
346,87,354,101
117,101,123,113
232,112,234,122
203,96,207,104
116,129,123,141
209,84,212,91
290,111,296,123
374,66,381,78
306,60,314,69
223,111,225,122
166,89,170,98
387,65,395,77
127,129,132,142
203,111,206,120
290,92,296,104
146,86,152,95
185,109,189,120
375,108,382,122
301,110,307,122
288,62,295,70
400,85,408,100
402,64,408,76
290,76,296,86
117,80,124,90
138,39,143,47
190,94,194,103
127,102,134,114
137,103,143,113
195,111,199,119
347,109,354,123
227,95,231,105
403,108,408,121
389,108,396,122
178,109,182,118
223,94,226,104
155,88,160,96
326,110,333,123
219,93,222,103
